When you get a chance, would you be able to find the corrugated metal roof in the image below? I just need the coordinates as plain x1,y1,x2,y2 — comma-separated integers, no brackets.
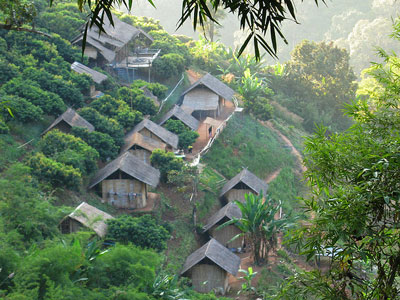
88,151,160,189
181,238,240,275
71,62,108,84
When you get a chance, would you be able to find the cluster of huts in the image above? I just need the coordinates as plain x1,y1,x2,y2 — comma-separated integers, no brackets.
40,16,264,294
181,168,269,294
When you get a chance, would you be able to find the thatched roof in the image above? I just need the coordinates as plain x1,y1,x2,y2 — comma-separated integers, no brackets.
63,202,114,238
204,117,222,128
42,108,95,135
129,119,179,149
88,151,160,189
71,14,153,63
182,87,219,111
71,62,108,84
220,168,268,198
181,238,240,276
203,202,242,233
181,73,235,101
159,105,199,131
120,132,166,154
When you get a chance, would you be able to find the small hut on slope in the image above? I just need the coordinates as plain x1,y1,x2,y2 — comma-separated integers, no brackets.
71,62,107,97
59,202,113,238
128,119,179,151
181,238,240,294
88,152,160,209
181,73,235,120
220,168,268,203
41,108,95,136
203,202,243,250
120,132,166,164
158,105,199,131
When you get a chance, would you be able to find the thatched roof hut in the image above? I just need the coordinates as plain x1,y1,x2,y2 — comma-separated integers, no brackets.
71,62,108,84
120,132,166,164
41,108,95,136
88,152,160,209
181,238,240,294
220,168,268,203
59,202,113,238
128,119,179,150
71,14,153,64
203,202,243,249
158,105,199,131
181,74,235,120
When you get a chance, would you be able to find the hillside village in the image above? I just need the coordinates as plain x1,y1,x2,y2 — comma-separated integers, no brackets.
1,1,400,299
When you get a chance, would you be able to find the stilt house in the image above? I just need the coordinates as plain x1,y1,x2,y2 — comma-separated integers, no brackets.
181,73,235,120
127,119,179,151
59,202,113,238
203,202,244,250
220,168,268,203
158,105,199,131
120,132,166,164
71,62,108,97
41,108,95,136
88,152,160,209
181,238,240,294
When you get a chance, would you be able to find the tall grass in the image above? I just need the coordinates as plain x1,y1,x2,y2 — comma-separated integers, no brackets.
202,114,294,179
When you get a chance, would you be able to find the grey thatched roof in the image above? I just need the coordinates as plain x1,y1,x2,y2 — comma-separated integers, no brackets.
88,151,160,189
64,202,114,238
129,119,179,149
120,132,166,154
182,87,219,111
158,105,199,131
71,14,153,63
220,168,268,198
181,73,235,101
181,238,240,276
42,108,95,135
203,202,242,233
71,62,108,84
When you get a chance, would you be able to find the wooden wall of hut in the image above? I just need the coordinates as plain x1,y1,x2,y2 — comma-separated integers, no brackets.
188,264,229,294
138,128,173,151
101,179,147,209
59,218,82,234
52,121,72,134
225,189,254,203
129,149,151,164
210,225,243,249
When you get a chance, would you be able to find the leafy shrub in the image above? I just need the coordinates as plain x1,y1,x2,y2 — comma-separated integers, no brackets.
117,87,157,116
107,215,170,252
150,149,184,182
39,130,99,175
0,118,9,134
131,80,168,99
28,153,82,190
0,60,19,85
164,119,199,149
152,53,185,78
71,127,119,161
79,107,125,147
2,95,43,123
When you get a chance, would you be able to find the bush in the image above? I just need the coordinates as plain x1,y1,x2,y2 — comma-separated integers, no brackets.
152,53,185,78
164,119,199,149
107,215,170,252
0,118,9,134
39,130,99,175
0,60,19,85
131,80,168,99
71,127,119,161
28,153,82,190
117,87,157,116
2,95,43,123
79,107,125,148
150,149,183,182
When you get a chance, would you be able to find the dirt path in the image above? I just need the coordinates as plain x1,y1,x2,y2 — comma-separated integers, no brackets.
186,69,202,84
265,168,282,184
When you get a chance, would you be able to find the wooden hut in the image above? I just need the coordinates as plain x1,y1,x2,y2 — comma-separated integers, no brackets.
220,168,268,203
41,108,95,136
181,73,235,120
71,62,108,97
203,202,243,250
181,238,240,294
158,105,200,131
59,202,113,238
71,13,154,66
88,152,160,209
120,132,166,164
127,119,179,151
